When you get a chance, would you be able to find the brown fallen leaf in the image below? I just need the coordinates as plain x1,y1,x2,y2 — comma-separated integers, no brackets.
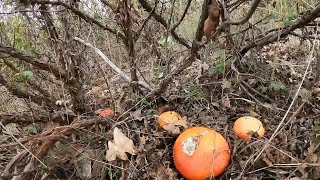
105,127,135,161
221,98,231,108
249,110,260,118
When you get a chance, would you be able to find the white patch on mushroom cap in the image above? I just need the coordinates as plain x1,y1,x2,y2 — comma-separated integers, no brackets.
182,136,200,156
181,130,209,156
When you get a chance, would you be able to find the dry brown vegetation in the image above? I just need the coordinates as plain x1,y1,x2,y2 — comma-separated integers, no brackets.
0,0,320,179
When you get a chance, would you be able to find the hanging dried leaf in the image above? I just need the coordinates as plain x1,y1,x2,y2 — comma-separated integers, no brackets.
106,127,135,161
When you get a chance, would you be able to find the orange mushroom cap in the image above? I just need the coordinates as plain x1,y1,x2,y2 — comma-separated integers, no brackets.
157,111,182,127
99,108,114,117
173,127,231,180
232,116,265,141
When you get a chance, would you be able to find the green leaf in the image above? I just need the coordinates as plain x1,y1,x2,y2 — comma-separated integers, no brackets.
258,85,268,93
208,60,230,75
269,82,286,91
268,14,279,20
28,124,38,134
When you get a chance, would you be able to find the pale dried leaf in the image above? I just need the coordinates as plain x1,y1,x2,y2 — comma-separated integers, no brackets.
106,141,128,161
298,88,311,100
105,127,135,161
163,123,180,134
44,121,59,133
222,80,231,90
174,118,188,128
132,109,143,121
140,135,147,145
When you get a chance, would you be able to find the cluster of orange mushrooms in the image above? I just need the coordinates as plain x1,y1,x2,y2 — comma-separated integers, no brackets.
157,111,266,180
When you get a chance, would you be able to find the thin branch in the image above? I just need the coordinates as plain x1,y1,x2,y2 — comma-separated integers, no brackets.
99,0,117,12
148,0,209,97
122,0,139,91
135,1,157,41
2,59,57,104
137,0,191,48
169,0,192,32
29,0,126,41
0,72,56,109
73,37,152,91
0,45,67,80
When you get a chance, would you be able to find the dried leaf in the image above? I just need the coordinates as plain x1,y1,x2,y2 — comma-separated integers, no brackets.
163,123,180,134
249,110,260,118
162,116,188,134
140,135,147,146
222,80,231,90
132,109,143,121
298,88,311,100
75,152,92,179
221,98,230,108
248,78,256,85
308,134,320,154
289,177,302,180
44,121,59,133
174,116,188,128
106,127,135,161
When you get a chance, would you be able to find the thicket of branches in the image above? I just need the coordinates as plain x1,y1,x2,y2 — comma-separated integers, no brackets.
0,0,320,179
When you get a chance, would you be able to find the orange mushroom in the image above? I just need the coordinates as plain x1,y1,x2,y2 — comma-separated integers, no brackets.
233,116,265,141
99,108,114,117
157,111,182,127
173,127,231,180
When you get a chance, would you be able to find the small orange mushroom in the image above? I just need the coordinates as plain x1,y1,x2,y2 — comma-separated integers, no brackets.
173,127,231,180
99,108,114,117
233,116,265,141
157,111,182,127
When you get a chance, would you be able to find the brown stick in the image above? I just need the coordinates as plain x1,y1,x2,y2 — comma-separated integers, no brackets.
0,45,67,80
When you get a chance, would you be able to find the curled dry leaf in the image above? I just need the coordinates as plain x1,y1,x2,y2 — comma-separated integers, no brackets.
106,127,135,161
